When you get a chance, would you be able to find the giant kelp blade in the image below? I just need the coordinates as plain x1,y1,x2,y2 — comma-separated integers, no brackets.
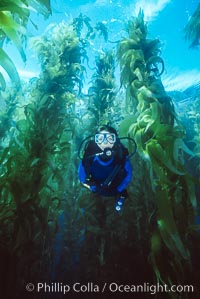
29,0,52,16
119,116,137,136
156,190,190,261
147,139,185,176
0,11,26,62
184,3,200,48
0,71,6,90
0,0,29,16
0,48,20,87
38,0,51,12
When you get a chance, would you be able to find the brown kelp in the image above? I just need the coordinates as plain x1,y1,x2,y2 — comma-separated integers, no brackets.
0,0,51,89
1,6,200,296
0,19,86,296
77,48,153,282
95,22,108,42
117,10,198,290
73,13,94,40
72,49,118,277
187,93,200,174
184,3,200,48
88,50,116,127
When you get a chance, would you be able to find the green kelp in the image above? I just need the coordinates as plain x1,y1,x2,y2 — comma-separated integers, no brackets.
0,19,86,295
184,3,200,48
0,0,51,89
0,86,20,140
31,21,85,93
95,22,108,42
117,11,197,291
187,93,200,176
88,50,116,127
73,13,94,40
71,14,113,133
1,7,200,295
77,55,152,283
72,13,108,42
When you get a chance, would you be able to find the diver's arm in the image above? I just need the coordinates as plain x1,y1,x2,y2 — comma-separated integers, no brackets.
78,161,90,189
78,161,95,191
117,158,132,193
78,161,86,182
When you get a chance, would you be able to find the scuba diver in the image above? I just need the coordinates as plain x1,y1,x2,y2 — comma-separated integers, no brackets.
78,125,133,212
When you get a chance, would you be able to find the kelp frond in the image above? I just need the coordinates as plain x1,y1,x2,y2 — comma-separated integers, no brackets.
0,11,26,62
88,49,116,126
118,10,197,287
0,0,52,89
184,3,200,48
30,21,85,94
0,48,20,87
95,22,108,42
28,0,52,17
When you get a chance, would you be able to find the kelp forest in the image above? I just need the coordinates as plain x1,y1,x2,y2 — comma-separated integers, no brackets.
1,1,200,298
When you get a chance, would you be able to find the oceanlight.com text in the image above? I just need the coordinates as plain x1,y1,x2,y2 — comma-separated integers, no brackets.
25,282,195,295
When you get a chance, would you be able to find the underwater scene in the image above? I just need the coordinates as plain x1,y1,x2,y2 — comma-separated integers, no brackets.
1,0,200,298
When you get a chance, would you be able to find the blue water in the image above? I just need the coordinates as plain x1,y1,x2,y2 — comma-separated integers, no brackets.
6,0,200,92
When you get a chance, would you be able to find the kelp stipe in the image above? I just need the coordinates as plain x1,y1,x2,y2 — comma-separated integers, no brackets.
0,18,86,295
88,50,116,127
28,19,91,284
117,11,198,291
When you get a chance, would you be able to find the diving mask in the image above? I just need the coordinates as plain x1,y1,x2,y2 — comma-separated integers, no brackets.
95,133,116,144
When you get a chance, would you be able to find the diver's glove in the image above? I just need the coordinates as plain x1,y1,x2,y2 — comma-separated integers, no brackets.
81,181,97,192
81,175,96,191
81,182,91,189
90,185,97,192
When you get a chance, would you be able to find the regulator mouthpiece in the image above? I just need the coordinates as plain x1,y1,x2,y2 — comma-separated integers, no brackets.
104,148,112,156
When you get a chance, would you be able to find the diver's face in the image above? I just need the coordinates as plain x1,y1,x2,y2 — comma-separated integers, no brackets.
95,130,116,150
